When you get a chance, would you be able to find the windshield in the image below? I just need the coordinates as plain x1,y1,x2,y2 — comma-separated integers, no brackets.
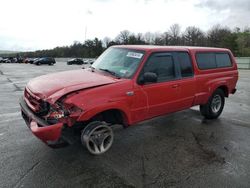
92,47,145,78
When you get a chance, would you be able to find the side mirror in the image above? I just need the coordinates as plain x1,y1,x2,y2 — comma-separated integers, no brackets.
139,72,157,84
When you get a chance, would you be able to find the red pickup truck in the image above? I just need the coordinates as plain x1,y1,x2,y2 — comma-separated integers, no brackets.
20,45,238,155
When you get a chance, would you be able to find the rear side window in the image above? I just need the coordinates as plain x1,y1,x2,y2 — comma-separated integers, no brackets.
216,53,232,67
196,52,232,70
178,52,193,77
196,53,216,69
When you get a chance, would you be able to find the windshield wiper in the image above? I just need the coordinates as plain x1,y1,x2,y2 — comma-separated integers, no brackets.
99,68,121,79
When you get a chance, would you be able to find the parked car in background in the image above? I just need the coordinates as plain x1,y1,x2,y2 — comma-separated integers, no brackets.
17,57,24,63
85,59,95,64
1,57,11,63
67,58,84,65
24,58,32,64
0,57,18,63
34,57,56,65
8,57,16,63
1,58,7,63
29,58,39,64
4,59,11,63
26,58,38,64
11,57,17,63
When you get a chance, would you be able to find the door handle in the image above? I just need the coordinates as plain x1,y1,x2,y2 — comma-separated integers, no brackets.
171,84,180,88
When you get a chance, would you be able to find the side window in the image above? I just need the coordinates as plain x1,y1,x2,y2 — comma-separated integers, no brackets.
196,53,216,69
143,53,175,82
215,53,232,67
178,52,193,77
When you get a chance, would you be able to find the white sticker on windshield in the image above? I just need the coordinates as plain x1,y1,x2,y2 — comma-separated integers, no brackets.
120,69,127,74
127,52,143,59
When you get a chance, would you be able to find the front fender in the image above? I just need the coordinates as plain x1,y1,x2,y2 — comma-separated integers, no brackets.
77,101,132,125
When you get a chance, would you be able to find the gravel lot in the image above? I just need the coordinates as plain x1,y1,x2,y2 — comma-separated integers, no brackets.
0,62,250,188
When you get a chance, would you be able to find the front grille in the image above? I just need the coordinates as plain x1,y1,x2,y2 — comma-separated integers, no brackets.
24,88,50,116
24,88,40,111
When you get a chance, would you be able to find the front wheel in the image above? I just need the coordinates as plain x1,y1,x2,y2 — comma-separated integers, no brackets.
200,89,225,119
81,121,114,155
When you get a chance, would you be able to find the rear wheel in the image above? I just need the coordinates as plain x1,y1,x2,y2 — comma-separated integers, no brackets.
200,89,225,119
81,121,114,155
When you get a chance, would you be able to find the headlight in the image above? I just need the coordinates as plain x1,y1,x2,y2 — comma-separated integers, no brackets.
62,103,83,117
37,101,50,116
45,104,64,124
46,102,82,122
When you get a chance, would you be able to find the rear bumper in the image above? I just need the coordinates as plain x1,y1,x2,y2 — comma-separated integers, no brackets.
19,97,68,148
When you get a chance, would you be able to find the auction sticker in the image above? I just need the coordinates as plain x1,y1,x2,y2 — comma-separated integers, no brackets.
120,69,127,74
127,52,143,59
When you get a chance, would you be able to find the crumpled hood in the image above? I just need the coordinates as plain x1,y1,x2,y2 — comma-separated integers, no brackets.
27,69,121,103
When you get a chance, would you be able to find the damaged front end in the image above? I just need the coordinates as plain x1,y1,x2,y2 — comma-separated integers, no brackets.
20,87,83,148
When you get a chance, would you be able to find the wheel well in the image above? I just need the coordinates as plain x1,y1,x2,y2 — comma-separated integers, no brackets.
217,85,229,97
90,109,128,126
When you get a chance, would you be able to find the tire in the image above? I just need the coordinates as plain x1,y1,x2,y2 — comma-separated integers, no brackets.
81,121,114,155
200,89,225,119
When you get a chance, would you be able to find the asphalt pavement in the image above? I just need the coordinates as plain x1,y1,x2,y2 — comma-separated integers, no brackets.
0,62,250,188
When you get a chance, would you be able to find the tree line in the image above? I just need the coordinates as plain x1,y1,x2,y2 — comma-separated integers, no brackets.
18,24,250,58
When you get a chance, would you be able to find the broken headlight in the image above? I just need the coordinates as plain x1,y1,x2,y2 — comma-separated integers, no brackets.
45,102,83,125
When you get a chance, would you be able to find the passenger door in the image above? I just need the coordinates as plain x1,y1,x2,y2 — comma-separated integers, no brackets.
137,52,181,119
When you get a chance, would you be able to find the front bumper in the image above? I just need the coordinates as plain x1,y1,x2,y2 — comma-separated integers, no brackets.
19,97,68,148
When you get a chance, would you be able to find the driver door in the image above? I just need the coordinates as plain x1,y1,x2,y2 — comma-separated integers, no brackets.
138,52,181,119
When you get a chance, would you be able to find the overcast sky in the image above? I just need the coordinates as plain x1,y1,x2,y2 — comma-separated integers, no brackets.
0,0,249,51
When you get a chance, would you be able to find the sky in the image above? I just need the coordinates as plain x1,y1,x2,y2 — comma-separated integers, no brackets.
0,0,249,51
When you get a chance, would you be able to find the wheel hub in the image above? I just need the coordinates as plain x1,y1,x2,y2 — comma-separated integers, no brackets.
82,123,114,155
211,94,222,113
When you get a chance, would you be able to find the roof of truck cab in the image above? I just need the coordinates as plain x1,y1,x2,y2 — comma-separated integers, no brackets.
113,45,229,52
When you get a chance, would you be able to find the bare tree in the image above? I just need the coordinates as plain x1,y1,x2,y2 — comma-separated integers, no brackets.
152,32,164,45
20,24,250,58
116,30,131,44
144,32,154,44
162,32,171,45
103,37,111,48
183,26,205,46
168,24,181,45
128,34,137,44
207,25,231,47
136,33,145,44
243,26,250,33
